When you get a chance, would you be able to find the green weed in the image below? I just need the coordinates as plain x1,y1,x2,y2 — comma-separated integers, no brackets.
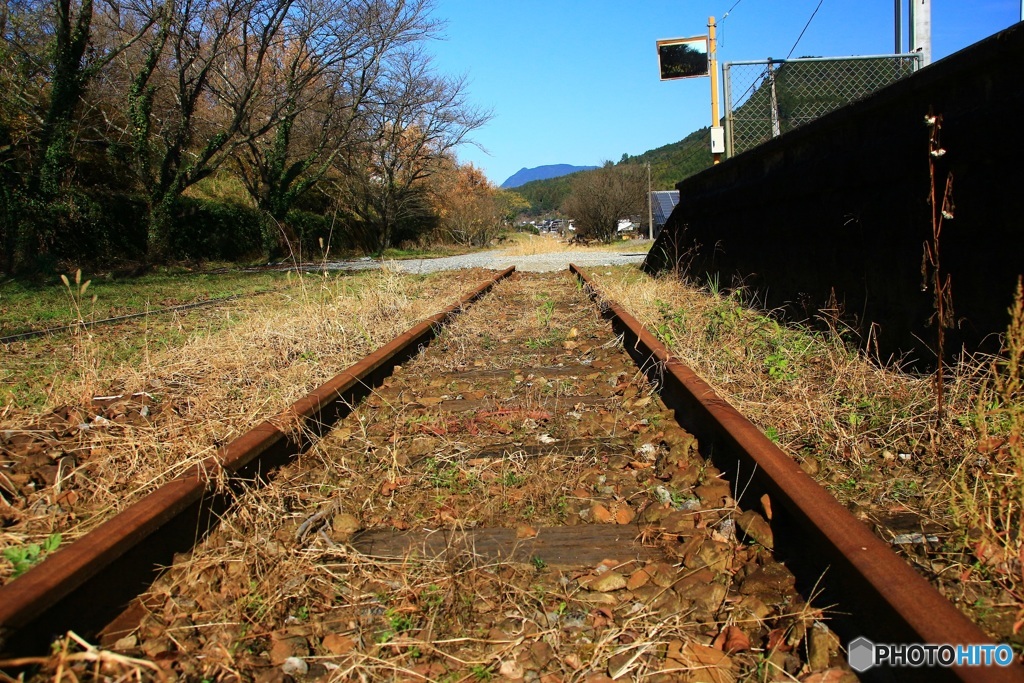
889,479,919,501
3,533,61,578
525,336,557,349
501,470,525,487
764,352,795,381
470,664,493,681
421,584,445,610
376,608,416,643
536,296,555,328
425,458,460,490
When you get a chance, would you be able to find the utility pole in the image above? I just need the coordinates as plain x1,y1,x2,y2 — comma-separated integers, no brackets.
708,16,724,164
909,0,931,66
647,163,654,240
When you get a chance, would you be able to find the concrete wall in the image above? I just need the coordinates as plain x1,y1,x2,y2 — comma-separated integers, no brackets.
646,23,1024,364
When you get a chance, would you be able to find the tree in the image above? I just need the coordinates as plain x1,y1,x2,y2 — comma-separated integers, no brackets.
334,47,490,252
0,0,495,267
428,160,501,247
110,0,295,258
561,162,646,242
0,0,159,266
31,0,157,195
495,189,529,225
229,0,440,255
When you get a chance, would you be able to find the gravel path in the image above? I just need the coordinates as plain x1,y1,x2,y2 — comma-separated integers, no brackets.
320,244,652,273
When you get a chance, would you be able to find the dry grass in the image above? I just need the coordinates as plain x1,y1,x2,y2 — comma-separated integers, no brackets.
0,267,492,582
497,231,652,257
590,265,1024,639
950,279,1024,621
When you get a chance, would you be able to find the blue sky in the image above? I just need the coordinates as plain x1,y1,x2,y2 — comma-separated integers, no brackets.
427,1,1020,186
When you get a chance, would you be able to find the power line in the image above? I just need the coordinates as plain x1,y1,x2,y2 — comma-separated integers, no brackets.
787,0,825,59
719,0,744,48
722,0,744,20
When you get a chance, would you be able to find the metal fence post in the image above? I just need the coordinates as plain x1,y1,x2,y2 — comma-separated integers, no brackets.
768,59,781,139
723,63,734,159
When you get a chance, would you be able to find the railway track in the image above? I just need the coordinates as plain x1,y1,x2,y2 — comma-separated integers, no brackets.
0,294,257,345
0,266,1018,682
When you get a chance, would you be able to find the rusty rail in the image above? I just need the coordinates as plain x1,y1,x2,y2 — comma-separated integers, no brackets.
0,294,258,345
569,264,1021,683
0,267,514,657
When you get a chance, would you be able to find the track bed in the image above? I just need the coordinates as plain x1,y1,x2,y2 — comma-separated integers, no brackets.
83,272,844,681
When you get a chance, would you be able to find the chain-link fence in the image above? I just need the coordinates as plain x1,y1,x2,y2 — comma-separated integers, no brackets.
723,54,922,157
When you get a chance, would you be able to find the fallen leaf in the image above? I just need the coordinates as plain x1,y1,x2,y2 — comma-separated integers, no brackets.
379,476,412,497
766,628,791,653
714,625,751,653
976,436,1005,454
591,503,613,523
613,505,636,525
516,524,539,539
665,639,686,664
321,634,355,655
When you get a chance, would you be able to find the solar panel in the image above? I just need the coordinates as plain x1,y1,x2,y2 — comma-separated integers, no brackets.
651,191,680,226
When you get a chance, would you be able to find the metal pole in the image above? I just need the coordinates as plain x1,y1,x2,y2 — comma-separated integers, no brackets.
768,61,781,138
709,16,722,164
723,63,733,159
894,0,903,53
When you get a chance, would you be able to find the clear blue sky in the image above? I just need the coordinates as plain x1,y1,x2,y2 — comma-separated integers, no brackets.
427,0,1020,186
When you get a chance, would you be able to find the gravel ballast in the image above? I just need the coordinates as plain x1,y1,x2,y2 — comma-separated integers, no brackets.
321,246,651,274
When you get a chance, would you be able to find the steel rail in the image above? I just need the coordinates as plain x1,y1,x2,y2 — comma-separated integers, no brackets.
0,294,261,345
569,264,1022,683
0,266,515,657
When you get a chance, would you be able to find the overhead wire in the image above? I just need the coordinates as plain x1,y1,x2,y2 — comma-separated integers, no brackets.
718,0,744,48
787,0,825,59
721,0,744,20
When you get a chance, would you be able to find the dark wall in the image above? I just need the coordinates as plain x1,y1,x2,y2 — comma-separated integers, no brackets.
646,23,1024,364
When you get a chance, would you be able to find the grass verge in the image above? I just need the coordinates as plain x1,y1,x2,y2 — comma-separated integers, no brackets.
594,266,1024,646
0,267,492,582
0,267,293,337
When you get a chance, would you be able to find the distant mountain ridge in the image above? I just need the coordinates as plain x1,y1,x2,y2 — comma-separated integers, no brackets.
501,164,598,189
513,128,713,215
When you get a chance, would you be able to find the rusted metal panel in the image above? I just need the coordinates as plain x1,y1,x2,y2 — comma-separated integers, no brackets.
569,263,1022,683
0,267,514,656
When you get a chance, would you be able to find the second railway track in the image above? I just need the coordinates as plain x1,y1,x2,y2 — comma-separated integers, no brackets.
0,267,1017,682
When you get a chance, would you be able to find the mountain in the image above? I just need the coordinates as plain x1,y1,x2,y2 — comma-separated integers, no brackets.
500,164,598,189
515,128,713,215
618,126,712,189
